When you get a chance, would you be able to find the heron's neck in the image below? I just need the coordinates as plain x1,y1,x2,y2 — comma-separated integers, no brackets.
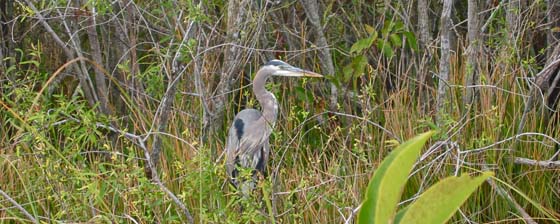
253,69,278,127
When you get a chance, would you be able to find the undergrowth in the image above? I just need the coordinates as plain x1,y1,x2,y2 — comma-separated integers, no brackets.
1,1,560,223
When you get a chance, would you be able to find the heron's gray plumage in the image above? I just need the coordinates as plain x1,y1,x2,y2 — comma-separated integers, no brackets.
225,59,322,195
226,109,272,183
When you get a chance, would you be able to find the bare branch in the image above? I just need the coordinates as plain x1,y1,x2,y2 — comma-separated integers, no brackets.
22,0,98,108
93,123,194,223
301,0,338,111
483,168,537,224
0,188,38,223
514,157,560,168
139,138,194,223
145,15,196,180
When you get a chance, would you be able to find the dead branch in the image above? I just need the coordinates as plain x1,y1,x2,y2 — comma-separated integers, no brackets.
23,0,98,107
301,0,338,111
518,45,560,134
94,122,195,223
0,188,38,223
514,157,560,168
484,176,537,224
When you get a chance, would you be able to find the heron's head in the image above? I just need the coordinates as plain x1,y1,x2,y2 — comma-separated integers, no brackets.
262,59,323,78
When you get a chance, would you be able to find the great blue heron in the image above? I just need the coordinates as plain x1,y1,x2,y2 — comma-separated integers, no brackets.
225,59,322,195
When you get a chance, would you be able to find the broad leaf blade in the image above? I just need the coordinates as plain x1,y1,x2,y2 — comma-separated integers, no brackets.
394,205,409,224
397,172,493,224
358,131,435,224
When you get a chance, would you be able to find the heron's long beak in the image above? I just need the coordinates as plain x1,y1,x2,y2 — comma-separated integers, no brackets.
279,66,323,78
300,69,323,78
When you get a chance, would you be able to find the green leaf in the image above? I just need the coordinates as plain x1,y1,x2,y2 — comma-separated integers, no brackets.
19,59,39,67
342,63,354,82
390,33,402,48
396,172,493,224
377,39,394,58
350,38,372,54
394,205,410,224
404,31,418,52
358,131,435,224
381,21,391,37
342,55,368,82
393,21,405,32
350,31,377,55
364,24,375,35
353,55,368,74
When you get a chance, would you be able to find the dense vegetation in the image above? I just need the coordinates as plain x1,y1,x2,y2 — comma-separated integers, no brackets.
1,0,559,223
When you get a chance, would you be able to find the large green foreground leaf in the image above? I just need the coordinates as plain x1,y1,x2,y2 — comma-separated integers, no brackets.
396,172,493,224
358,131,435,224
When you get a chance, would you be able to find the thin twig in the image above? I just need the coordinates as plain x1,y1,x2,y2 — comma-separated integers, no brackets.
343,204,362,224
138,140,194,223
93,123,195,223
327,111,401,142
483,170,537,224
0,188,39,223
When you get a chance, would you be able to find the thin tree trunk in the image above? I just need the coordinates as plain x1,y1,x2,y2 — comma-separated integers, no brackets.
194,33,210,143
86,7,111,115
0,0,13,72
0,0,15,93
109,3,126,116
206,0,251,140
417,0,433,113
302,0,338,111
464,0,482,106
436,0,453,126
110,0,141,117
417,0,431,46
124,0,143,102
145,19,197,181
145,70,180,180
67,5,101,111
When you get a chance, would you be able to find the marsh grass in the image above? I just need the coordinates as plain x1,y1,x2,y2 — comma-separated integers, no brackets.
2,1,560,223
2,49,559,223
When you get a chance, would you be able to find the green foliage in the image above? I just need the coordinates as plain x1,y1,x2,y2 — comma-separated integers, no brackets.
377,20,418,58
358,131,493,224
343,55,368,84
396,172,493,224
137,62,164,98
358,131,435,224
2,1,560,223
350,26,378,55
85,0,112,15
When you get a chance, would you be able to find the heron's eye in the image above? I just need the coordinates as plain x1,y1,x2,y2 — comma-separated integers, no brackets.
275,65,287,71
